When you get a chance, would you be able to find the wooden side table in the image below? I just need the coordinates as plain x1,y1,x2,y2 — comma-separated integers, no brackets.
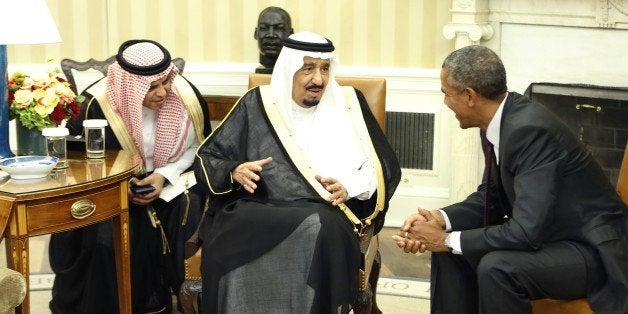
0,150,139,314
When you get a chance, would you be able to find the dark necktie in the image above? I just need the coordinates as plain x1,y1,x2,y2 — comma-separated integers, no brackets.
482,135,494,227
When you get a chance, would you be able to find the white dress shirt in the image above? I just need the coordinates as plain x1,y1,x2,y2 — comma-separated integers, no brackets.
291,102,376,200
441,94,507,254
142,107,198,185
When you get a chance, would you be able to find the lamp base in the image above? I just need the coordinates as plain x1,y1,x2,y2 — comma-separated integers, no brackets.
1,45,15,159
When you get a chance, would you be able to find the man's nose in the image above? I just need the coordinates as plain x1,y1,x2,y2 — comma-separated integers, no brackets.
266,26,278,37
312,69,323,85
155,84,167,97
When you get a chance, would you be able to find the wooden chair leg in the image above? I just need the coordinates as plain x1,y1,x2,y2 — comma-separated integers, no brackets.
179,279,202,314
369,250,383,314
352,250,383,314
352,287,373,314
531,298,593,314
178,290,198,314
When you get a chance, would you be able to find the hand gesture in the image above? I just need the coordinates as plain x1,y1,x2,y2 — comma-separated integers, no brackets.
315,175,348,206
232,157,273,193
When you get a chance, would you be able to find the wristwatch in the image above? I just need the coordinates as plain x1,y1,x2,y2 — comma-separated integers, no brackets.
444,233,453,252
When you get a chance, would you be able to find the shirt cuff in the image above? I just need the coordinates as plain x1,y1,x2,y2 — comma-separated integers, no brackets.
449,231,462,254
438,209,452,232
154,165,181,186
343,161,376,200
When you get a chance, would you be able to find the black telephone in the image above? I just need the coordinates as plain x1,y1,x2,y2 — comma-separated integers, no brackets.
130,184,156,195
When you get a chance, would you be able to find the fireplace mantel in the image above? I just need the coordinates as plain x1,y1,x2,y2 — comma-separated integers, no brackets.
481,0,628,93
446,0,628,90
487,0,628,29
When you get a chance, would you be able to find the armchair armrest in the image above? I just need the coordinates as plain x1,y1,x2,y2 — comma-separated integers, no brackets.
0,267,26,314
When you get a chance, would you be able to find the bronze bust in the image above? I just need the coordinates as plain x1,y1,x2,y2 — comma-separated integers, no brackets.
253,6,294,74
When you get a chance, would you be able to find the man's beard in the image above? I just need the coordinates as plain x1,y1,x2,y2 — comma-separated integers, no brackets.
302,99,320,107
302,84,323,107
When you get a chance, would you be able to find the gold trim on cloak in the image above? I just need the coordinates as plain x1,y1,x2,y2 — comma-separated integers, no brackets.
173,75,205,143
193,89,250,195
87,76,208,175
86,80,144,174
259,85,386,234
340,86,386,226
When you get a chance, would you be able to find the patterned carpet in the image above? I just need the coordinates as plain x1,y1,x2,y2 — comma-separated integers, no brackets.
26,274,430,313
377,276,429,299
376,227,432,313
5,227,433,313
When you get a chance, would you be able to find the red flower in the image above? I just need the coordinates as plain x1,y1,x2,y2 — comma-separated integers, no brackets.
69,101,81,119
50,105,67,125
9,68,84,130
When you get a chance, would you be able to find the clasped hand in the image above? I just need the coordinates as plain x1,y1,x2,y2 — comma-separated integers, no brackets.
392,208,449,254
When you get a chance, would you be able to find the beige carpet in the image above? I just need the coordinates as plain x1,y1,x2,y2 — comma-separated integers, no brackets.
376,276,431,313
26,274,431,313
4,232,432,313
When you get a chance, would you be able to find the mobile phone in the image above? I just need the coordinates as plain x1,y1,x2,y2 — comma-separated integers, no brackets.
130,184,156,195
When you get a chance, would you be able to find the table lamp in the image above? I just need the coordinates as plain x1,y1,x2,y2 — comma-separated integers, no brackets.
0,0,62,159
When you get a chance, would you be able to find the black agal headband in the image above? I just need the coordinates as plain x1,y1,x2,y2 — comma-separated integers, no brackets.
282,37,335,52
116,39,172,75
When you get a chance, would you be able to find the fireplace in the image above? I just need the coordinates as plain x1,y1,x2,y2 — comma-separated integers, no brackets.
439,0,628,205
471,0,628,188
525,83,628,186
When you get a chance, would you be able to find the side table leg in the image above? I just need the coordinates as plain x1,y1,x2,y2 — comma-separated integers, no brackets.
113,212,132,313
6,238,30,314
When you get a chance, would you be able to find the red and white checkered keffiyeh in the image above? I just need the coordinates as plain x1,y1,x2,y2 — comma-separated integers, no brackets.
106,42,188,168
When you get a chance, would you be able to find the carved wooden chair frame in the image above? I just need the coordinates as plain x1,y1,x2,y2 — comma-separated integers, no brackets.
60,56,186,94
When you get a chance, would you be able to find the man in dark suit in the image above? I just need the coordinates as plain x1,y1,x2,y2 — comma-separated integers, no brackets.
393,45,628,313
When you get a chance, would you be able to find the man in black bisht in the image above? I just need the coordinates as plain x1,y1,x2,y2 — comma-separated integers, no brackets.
194,31,401,313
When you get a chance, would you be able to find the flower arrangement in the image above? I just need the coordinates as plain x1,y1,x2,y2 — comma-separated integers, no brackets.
8,68,84,131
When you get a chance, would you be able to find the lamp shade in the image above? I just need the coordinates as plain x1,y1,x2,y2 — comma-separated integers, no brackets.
0,0,61,45
0,0,62,158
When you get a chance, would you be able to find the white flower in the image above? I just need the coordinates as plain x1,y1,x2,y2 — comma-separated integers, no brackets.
12,90,33,108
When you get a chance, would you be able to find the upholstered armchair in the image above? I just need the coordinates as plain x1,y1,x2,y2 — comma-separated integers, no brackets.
249,73,388,313
532,142,628,313
0,267,26,314
180,73,389,314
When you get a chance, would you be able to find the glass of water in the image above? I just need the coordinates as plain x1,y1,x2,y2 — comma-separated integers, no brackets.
42,127,69,169
83,119,108,159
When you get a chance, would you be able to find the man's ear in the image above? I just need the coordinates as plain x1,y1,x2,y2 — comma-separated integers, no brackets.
465,87,478,107
254,28,259,40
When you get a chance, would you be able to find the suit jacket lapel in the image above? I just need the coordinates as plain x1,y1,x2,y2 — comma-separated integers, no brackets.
495,92,516,218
